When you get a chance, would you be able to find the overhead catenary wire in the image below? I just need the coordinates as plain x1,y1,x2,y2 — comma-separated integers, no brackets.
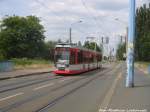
34,0,88,41
34,0,66,22
80,0,112,36
80,0,113,48
34,0,75,40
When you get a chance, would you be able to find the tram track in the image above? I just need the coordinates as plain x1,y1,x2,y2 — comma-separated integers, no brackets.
0,66,114,112
35,64,121,112
0,75,64,94
1,63,120,112
0,67,106,94
0,74,58,89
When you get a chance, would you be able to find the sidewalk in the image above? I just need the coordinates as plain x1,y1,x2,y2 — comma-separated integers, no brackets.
106,68,150,112
0,67,55,80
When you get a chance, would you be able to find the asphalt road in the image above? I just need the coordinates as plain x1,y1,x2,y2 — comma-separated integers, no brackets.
0,62,124,112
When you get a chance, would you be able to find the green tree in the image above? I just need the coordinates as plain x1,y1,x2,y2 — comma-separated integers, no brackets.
116,43,126,60
83,41,102,52
0,15,45,59
135,4,150,61
44,41,57,60
83,41,90,49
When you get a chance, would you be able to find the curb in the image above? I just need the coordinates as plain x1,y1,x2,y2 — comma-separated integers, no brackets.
0,71,53,81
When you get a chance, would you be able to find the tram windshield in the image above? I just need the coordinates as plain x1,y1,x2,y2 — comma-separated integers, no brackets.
55,47,70,62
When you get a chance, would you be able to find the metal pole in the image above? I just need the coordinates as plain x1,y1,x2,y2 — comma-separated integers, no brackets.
126,0,135,88
69,27,72,44
69,20,82,44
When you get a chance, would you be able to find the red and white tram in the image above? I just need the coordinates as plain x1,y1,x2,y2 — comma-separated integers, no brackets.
53,43,102,75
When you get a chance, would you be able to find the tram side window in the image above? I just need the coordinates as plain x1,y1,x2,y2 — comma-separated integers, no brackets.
97,54,102,62
83,52,89,63
86,53,90,63
91,54,94,63
97,55,100,62
83,52,87,63
94,55,97,62
77,51,83,64
89,54,93,63
99,55,102,61
83,52,86,63
70,50,76,64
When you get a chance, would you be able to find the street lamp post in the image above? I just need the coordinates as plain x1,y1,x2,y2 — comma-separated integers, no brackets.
69,27,72,44
126,0,135,88
69,20,82,44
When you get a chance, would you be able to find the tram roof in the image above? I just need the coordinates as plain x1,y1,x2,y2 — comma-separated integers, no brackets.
55,43,101,54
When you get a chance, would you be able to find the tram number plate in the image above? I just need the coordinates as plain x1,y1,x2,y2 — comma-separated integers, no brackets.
57,64,65,68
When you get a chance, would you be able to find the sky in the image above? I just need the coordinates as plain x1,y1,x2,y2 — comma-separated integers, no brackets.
0,0,149,55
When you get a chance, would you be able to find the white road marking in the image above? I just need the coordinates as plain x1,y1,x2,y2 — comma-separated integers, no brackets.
33,83,54,91
58,78,72,83
99,73,122,111
0,92,24,102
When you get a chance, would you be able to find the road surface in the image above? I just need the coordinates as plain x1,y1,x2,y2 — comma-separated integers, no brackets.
0,62,149,112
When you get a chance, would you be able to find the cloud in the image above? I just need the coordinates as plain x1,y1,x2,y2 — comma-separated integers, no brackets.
90,0,128,11
0,0,148,54
29,0,128,40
